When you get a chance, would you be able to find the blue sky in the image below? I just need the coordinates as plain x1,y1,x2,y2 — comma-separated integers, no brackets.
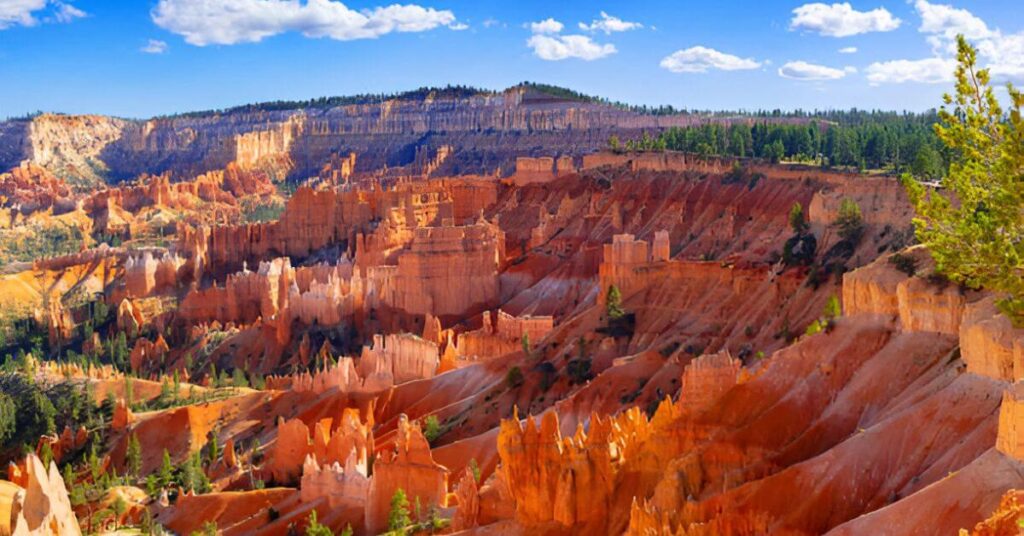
0,0,1021,118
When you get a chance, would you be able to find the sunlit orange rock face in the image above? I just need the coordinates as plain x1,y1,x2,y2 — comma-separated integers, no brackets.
15,141,1024,536
0,454,81,536
963,490,1024,536
366,415,449,534
489,242,1024,535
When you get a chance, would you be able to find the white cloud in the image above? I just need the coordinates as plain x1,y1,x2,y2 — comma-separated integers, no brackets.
979,32,1024,81
151,0,459,46
528,17,562,35
527,34,616,61
0,0,85,29
865,57,955,84
909,0,1024,83
659,46,761,73
141,39,169,54
448,22,468,31
838,46,857,53
778,60,852,80
578,11,642,34
790,2,900,37
915,0,992,41
0,0,45,29
51,1,83,23
482,18,500,29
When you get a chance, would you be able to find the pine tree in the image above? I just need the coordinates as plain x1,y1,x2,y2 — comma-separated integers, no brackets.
0,393,15,444
605,285,625,320
158,449,174,488
422,415,441,444
304,509,333,536
387,488,412,532
126,434,142,478
788,202,807,234
834,199,864,243
824,295,842,320
903,35,1024,325
124,377,134,406
111,496,127,528
208,432,220,465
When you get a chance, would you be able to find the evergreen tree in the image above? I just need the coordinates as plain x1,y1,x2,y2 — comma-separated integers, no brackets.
422,415,441,444
126,434,142,478
124,378,134,406
387,488,412,532
903,35,1024,325
208,432,220,465
834,199,864,243
304,509,333,536
0,393,15,444
824,295,842,320
788,202,807,234
111,496,127,528
605,285,625,320
158,449,174,488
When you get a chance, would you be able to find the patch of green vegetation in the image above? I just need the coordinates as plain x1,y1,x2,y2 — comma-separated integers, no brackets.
0,223,84,265
241,199,285,223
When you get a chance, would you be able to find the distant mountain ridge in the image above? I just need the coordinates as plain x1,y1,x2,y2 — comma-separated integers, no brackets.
1,83,799,185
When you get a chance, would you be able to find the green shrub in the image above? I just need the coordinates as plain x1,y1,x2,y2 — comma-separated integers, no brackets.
505,367,524,389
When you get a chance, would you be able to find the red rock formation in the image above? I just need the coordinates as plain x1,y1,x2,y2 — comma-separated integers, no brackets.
961,296,1024,382
35,426,88,465
598,233,651,305
383,221,504,318
677,350,741,413
267,409,374,485
0,162,70,212
124,252,183,298
455,309,554,361
0,454,81,535
997,383,1024,460
129,335,169,373
111,398,134,432
116,298,145,334
452,468,480,531
300,453,369,510
358,333,439,385
963,490,1024,536
365,415,449,534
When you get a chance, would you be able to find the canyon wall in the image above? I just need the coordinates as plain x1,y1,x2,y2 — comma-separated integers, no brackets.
1,89,807,183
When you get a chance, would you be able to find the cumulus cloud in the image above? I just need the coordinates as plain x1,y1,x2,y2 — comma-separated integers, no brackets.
790,2,900,37
1,0,85,29
865,57,955,84
864,1,1022,84
778,60,853,80
659,46,761,73
528,17,562,34
978,32,1024,81
141,39,169,54
51,1,83,23
525,14,616,61
527,34,616,61
578,12,642,34
915,0,992,41
838,46,857,53
151,0,460,46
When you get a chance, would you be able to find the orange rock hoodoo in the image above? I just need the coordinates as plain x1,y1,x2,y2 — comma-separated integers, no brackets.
0,454,81,536
14,140,1024,536
365,415,449,534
